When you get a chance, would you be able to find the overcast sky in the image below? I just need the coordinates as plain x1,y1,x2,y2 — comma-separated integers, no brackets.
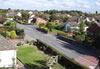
0,0,100,13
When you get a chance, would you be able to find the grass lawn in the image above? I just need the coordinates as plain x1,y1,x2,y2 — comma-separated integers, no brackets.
17,46,64,69
52,29,65,34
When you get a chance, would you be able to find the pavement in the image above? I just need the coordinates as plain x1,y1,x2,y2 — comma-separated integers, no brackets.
17,23,99,69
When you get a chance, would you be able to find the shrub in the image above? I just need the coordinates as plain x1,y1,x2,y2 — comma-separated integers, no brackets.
0,31,10,38
27,40,35,45
17,42,24,46
9,21,16,31
40,26,49,31
10,30,16,39
75,34,85,41
16,28,24,36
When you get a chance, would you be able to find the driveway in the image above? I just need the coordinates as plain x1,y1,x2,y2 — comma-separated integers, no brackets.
17,23,99,68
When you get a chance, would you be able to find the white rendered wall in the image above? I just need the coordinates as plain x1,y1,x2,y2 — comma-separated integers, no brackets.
0,50,16,67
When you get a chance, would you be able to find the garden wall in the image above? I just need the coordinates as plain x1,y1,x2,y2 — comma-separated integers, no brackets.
36,39,88,69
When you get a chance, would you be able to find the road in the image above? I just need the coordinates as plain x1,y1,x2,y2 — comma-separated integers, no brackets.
17,23,98,68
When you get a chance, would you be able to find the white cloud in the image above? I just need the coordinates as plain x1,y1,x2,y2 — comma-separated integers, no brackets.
0,0,99,13
96,0,100,5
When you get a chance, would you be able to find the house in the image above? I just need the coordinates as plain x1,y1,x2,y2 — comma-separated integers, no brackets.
28,11,33,15
95,15,100,22
32,17,47,25
0,35,16,68
17,12,21,17
86,17,97,23
64,16,80,32
64,16,88,32
54,19,63,23
87,23,100,39
6,9,16,17
28,14,35,24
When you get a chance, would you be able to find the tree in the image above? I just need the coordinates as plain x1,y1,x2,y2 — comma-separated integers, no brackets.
10,30,16,39
21,11,29,23
46,22,54,31
96,11,98,15
10,21,16,30
0,15,6,24
75,21,86,41
67,26,71,32
49,10,58,15
63,16,70,22
49,14,58,22
79,21,85,34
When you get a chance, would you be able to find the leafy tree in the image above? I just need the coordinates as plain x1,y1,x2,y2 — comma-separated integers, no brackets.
49,10,58,15
10,21,16,30
63,16,70,22
21,11,29,23
49,14,58,22
67,26,71,32
79,21,85,34
10,30,16,39
75,21,86,41
46,22,54,31
0,15,6,24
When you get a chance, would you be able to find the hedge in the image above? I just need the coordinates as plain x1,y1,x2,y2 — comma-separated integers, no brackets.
36,39,88,69
0,26,13,31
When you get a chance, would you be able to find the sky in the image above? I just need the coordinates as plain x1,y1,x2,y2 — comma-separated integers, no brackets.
0,0,100,13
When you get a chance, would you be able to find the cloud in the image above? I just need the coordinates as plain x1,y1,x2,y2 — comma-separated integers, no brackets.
0,0,99,13
96,0,100,5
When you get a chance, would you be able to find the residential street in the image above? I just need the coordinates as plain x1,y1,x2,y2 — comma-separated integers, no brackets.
17,23,98,68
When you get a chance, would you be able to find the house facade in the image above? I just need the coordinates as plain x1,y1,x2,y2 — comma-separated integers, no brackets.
64,16,88,32
0,35,16,68
6,9,16,17
87,23,100,39
31,17,47,25
64,16,80,32
17,12,22,17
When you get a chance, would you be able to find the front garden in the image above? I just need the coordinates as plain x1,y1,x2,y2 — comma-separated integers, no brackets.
17,45,64,69
0,21,25,39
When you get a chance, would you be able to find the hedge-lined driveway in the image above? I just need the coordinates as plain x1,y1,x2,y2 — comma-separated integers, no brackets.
17,23,98,68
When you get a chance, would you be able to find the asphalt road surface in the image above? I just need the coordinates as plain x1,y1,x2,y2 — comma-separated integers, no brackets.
17,23,98,68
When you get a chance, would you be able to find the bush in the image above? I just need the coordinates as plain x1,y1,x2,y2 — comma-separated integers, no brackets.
16,28,24,36
75,34,85,41
40,26,49,31
10,30,16,39
9,21,16,31
0,31,10,38
27,40,36,45
17,42,24,46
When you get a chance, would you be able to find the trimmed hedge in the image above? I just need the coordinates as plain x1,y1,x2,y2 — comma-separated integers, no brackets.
36,39,88,69
36,28,48,34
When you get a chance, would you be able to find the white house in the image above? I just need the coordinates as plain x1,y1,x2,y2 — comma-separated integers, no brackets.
0,35,16,68
28,11,33,15
28,14,35,24
17,12,22,17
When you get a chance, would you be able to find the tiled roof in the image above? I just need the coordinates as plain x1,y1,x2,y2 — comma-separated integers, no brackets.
0,35,17,51
96,23,100,27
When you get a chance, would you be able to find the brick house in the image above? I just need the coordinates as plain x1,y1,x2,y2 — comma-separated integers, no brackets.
32,17,47,25
6,9,16,16
87,23,100,39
